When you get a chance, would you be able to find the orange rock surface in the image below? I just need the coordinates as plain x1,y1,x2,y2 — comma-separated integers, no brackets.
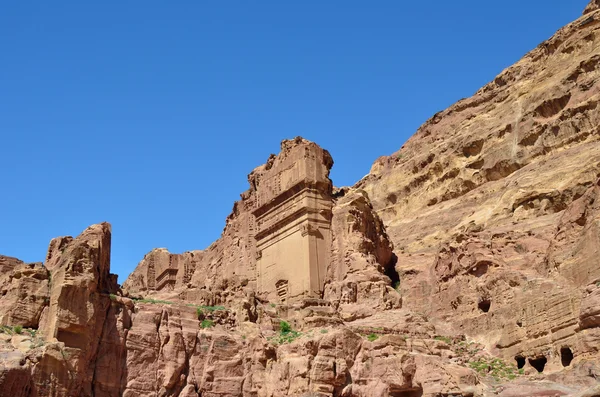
2,2,600,396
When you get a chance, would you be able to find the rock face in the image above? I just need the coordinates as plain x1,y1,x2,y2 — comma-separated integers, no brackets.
2,2,600,396
0,256,49,328
124,138,335,305
356,0,600,381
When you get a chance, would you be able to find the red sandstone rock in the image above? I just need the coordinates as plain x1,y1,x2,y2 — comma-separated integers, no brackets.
0,258,49,329
2,2,600,396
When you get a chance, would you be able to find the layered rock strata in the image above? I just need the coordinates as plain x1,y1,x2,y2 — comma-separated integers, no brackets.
1,2,600,396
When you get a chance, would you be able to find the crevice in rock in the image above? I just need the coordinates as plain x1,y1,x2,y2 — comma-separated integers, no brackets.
535,93,571,118
478,298,491,313
384,253,400,289
462,139,485,157
469,261,490,277
515,355,526,369
529,356,547,373
389,388,424,397
561,347,574,367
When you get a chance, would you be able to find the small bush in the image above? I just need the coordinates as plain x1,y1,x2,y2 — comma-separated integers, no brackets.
367,333,378,342
267,321,301,345
201,319,214,329
13,325,22,334
393,281,401,290
109,294,117,301
270,303,276,308
320,329,328,334
280,321,292,333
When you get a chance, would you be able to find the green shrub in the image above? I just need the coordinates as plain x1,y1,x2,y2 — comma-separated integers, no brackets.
367,333,378,342
320,329,328,334
267,321,301,345
109,294,117,301
280,321,292,333
270,303,276,308
13,325,22,334
201,319,214,329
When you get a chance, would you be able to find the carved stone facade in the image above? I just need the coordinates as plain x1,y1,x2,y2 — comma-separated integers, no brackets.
252,140,333,302
133,249,199,292
125,138,334,303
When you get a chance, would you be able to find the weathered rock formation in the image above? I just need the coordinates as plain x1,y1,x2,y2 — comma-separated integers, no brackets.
0,256,49,329
2,1,600,396
355,0,600,384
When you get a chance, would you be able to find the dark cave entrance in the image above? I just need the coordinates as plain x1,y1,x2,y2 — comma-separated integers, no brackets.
529,356,547,373
515,355,525,369
385,253,401,289
478,298,491,313
561,347,573,367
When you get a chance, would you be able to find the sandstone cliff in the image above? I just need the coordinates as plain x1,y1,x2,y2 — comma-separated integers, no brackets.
356,0,600,380
2,2,600,397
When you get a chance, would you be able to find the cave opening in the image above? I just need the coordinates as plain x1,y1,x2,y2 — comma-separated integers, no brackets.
561,347,573,367
385,253,401,289
529,356,547,373
478,298,491,313
515,356,525,369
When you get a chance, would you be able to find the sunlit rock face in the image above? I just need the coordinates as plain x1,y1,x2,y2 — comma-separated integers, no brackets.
2,2,600,396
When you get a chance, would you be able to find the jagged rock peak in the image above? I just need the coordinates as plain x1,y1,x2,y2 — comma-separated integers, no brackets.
584,0,600,14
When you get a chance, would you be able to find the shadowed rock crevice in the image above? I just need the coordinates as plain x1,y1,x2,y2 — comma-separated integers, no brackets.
384,254,401,288
529,356,547,373
561,347,574,367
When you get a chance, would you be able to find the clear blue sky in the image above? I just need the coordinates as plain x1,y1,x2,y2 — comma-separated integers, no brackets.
0,1,587,282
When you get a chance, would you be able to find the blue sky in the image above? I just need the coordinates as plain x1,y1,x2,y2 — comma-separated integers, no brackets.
0,1,587,281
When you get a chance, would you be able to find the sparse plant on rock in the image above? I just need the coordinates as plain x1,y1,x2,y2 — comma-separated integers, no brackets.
201,319,214,329
132,297,173,305
469,357,520,381
267,320,301,345
435,335,452,344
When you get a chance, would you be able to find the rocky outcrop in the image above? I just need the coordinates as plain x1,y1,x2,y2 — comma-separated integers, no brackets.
0,257,49,328
584,0,600,14
0,223,121,397
355,0,600,380
2,2,600,396
324,189,401,321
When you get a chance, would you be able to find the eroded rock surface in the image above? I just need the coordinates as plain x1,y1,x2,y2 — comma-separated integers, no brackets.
2,1,600,396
